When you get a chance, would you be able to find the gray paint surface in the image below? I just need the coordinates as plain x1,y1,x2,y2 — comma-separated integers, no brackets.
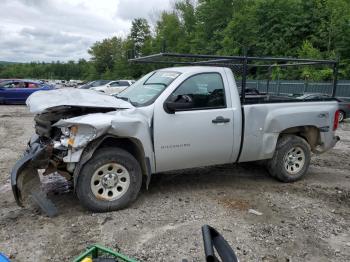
240,101,338,162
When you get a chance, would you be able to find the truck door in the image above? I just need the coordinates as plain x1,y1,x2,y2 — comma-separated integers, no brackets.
153,72,234,172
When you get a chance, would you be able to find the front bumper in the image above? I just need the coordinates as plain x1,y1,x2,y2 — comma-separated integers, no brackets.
11,137,51,206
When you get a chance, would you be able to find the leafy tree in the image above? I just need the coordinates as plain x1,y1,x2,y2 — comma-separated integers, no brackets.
129,18,152,57
174,0,196,52
192,0,234,53
221,0,258,55
154,11,185,52
298,40,332,80
88,37,123,76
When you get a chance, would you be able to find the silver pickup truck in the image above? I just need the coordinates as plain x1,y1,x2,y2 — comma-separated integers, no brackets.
11,65,340,212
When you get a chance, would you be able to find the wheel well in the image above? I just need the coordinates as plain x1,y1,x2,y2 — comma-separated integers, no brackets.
97,137,149,179
279,126,320,150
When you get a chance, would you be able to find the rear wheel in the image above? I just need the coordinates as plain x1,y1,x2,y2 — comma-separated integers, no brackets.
76,147,142,212
267,135,311,182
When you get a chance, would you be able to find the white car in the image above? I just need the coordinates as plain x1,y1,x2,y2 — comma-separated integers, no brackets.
91,80,135,94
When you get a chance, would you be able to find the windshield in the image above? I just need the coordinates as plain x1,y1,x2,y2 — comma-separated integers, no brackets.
91,80,110,87
116,71,181,106
80,80,109,89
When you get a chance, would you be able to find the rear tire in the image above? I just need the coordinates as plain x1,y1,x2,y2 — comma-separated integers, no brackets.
267,135,311,182
76,147,142,212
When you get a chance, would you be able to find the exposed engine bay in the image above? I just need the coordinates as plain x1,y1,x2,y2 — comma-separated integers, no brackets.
34,106,116,138
11,106,118,215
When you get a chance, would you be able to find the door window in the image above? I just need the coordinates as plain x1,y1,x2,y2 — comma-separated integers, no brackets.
109,82,120,87
110,81,130,87
27,82,39,88
169,73,226,110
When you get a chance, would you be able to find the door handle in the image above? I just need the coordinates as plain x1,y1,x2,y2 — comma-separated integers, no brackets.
212,116,230,124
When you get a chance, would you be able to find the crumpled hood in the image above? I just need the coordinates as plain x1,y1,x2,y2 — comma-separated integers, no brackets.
26,88,133,114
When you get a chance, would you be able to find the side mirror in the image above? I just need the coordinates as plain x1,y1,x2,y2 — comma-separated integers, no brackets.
164,95,194,114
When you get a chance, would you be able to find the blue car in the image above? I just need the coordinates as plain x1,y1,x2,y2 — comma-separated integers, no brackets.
0,79,54,104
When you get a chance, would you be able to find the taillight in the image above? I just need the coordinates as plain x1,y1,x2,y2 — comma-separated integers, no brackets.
333,110,340,130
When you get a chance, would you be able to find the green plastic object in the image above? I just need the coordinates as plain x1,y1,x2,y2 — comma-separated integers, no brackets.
73,244,138,262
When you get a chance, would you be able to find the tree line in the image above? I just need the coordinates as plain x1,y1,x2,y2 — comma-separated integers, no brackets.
1,0,350,81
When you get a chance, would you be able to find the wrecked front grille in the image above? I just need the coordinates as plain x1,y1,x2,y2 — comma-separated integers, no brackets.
33,106,116,139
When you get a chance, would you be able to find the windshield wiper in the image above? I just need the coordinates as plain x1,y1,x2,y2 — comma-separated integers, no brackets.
116,95,129,102
116,95,139,106
144,82,167,87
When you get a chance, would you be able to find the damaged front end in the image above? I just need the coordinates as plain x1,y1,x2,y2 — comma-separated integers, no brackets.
11,106,116,214
11,88,134,215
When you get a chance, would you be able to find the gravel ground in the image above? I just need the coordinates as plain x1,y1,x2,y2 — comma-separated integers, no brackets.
0,105,349,262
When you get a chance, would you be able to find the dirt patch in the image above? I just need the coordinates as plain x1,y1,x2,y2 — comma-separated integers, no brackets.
217,198,250,211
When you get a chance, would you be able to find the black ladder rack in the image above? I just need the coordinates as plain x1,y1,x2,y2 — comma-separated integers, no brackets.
128,52,338,101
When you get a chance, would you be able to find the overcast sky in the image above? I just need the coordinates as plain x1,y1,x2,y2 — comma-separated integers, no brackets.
0,0,172,62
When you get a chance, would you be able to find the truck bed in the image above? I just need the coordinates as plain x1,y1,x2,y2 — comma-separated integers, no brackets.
238,100,339,162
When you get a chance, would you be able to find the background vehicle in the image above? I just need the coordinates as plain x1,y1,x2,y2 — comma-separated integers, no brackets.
0,79,54,104
78,80,110,89
297,93,350,122
11,53,340,213
91,80,135,94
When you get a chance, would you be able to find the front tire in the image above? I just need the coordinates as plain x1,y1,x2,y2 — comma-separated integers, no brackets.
267,135,311,182
76,147,142,212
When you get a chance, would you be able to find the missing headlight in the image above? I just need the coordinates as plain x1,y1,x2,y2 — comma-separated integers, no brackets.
59,125,96,149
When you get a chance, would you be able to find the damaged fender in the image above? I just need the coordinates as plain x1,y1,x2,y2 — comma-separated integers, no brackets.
60,108,155,188
110,108,155,171
110,108,155,185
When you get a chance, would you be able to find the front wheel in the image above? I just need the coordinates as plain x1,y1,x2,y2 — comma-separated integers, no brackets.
76,147,142,212
267,135,311,182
